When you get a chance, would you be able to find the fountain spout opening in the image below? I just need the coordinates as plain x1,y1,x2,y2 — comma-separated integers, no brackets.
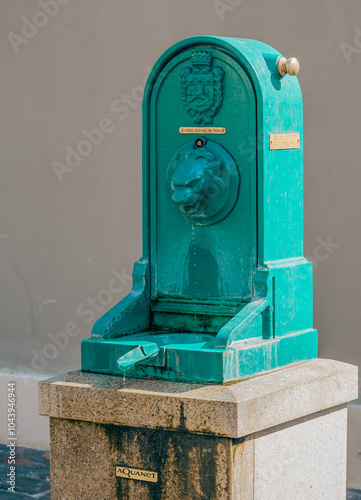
116,343,159,372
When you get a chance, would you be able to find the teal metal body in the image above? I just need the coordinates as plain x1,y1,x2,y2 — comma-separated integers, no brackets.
81,36,318,384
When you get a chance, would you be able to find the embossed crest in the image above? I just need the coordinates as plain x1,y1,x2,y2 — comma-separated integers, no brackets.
181,51,224,125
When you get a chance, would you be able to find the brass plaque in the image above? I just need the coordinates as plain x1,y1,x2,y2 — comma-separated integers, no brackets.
269,133,300,150
179,126,226,134
116,466,158,483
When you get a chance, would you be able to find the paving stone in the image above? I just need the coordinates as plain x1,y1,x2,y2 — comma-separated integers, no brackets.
0,444,50,498
348,489,361,500
8,477,50,496
0,491,33,499
0,466,49,488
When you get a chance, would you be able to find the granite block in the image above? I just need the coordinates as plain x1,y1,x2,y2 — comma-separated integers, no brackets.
39,359,358,438
38,358,358,499
49,418,252,500
253,406,347,500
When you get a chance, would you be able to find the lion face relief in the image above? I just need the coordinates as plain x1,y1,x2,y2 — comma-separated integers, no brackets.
167,139,240,225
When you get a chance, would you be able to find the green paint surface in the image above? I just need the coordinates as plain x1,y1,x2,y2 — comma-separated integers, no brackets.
82,37,318,384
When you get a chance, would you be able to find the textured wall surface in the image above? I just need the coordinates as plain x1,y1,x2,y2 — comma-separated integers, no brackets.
0,1,360,390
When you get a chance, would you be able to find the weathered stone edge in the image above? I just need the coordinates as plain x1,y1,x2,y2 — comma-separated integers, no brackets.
38,359,358,438
235,362,358,436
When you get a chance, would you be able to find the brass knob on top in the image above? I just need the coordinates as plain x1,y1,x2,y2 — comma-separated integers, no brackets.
277,56,300,77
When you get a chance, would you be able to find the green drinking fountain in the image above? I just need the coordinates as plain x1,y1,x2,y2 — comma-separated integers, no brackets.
81,36,318,384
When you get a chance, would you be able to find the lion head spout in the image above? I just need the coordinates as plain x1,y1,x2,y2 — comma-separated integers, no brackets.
167,139,240,225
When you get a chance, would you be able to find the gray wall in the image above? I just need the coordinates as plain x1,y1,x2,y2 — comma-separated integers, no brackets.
1,0,360,397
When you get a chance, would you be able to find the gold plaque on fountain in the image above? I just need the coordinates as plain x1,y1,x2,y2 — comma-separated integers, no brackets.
269,133,300,150
116,466,158,483
179,127,226,134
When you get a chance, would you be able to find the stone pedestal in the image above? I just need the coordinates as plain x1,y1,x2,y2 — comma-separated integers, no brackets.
38,359,358,500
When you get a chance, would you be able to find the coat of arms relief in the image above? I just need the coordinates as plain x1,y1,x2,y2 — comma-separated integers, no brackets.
181,51,225,124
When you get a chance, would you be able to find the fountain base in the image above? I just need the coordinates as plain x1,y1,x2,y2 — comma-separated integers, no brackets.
81,328,318,384
39,359,357,500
